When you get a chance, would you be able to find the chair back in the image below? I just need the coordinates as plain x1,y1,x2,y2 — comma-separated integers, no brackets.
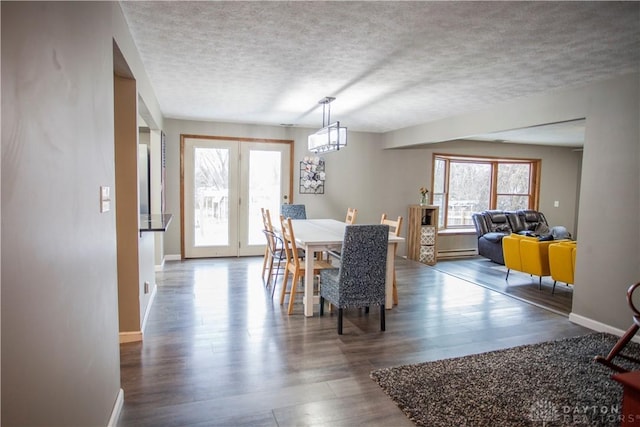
345,207,358,224
549,241,577,285
261,207,274,232
336,224,389,306
482,210,512,233
380,213,403,237
261,208,277,252
502,234,523,271
281,204,307,219
262,229,283,256
280,215,302,271
471,213,489,237
517,209,548,230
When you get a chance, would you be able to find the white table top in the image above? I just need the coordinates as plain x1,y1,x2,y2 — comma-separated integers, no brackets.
290,219,404,246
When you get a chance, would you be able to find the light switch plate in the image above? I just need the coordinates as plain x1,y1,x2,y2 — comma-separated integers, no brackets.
101,186,110,199
100,186,111,213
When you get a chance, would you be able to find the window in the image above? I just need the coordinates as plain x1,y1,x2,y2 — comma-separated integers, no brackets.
432,154,540,229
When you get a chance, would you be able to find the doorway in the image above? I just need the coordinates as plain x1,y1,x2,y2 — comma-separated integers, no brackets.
181,135,293,258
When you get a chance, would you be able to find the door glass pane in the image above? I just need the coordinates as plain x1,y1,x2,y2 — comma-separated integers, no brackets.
248,150,281,245
448,162,491,226
194,147,229,246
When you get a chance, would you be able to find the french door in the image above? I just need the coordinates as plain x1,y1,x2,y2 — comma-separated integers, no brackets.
182,135,292,258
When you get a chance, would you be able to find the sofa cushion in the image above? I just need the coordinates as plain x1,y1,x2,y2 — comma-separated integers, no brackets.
550,225,572,240
534,222,550,236
483,211,512,233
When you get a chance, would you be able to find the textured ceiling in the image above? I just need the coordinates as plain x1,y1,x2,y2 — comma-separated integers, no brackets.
120,1,640,140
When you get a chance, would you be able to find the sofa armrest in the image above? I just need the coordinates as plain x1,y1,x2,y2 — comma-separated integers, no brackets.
483,232,508,243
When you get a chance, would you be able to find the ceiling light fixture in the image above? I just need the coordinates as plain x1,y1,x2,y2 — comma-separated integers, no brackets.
308,96,347,153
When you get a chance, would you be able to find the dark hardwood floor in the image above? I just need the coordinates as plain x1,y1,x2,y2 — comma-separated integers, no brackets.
432,256,574,316
118,256,590,427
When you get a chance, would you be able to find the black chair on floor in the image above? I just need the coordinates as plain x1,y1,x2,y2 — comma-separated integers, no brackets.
319,224,389,335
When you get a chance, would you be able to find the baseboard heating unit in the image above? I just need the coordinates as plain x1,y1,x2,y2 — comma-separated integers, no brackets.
437,249,478,259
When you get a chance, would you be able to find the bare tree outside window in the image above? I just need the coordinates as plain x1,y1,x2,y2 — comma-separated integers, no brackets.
496,163,531,211
194,147,229,246
433,155,539,229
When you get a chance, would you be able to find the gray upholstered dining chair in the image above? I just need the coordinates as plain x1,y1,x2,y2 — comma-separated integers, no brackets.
319,224,389,334
280,204,306,219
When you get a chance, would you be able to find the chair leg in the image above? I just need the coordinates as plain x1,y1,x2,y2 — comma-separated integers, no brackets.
380,305,385,332
270,259,282,298
288,271,300,315
392,269,398,305
266,256,275,288
319,297,324,316
538,276,542,290
552,280,557,295
338,308,343,335
365,306,369,314
505,269,510,280
595,324,640,373
262,248,270,279
280,267,290,305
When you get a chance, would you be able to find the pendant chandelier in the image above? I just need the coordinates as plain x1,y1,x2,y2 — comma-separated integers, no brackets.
307,96,347,153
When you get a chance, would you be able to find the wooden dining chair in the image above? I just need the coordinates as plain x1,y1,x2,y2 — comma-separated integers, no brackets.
279,215,333,315
345,207,358,224
261,208,287,294
381,213,403,305
262,229,287,297
260,208,274,283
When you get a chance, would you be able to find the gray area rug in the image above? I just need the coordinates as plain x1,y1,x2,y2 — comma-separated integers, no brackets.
371,333,640,426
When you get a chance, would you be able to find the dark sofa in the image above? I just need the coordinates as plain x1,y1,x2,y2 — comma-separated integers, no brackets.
471,209,550,264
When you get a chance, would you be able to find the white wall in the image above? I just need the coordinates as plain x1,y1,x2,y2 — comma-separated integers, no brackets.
2,2,120,425
1,2,165,425
571,74,640,330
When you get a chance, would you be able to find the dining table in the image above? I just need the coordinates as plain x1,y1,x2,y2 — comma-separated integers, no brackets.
289,219,404,317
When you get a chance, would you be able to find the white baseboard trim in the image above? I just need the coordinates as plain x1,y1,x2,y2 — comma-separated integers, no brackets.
164,254,181,261
154,258,165,272
119,331,143,344
569,312,640,343
141,283,157,334
107,388,124,427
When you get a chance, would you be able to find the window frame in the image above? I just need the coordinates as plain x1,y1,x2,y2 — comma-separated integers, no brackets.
432,153,541,229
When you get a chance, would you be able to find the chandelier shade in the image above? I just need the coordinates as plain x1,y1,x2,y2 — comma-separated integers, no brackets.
308,97,347,153
308,121,347,153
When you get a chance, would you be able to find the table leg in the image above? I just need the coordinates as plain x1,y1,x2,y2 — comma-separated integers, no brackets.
304,244,315,317
385,243,395,309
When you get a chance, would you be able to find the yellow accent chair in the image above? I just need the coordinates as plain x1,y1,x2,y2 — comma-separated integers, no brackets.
549,241,577,294
502,234,524,279
502,234,556,290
